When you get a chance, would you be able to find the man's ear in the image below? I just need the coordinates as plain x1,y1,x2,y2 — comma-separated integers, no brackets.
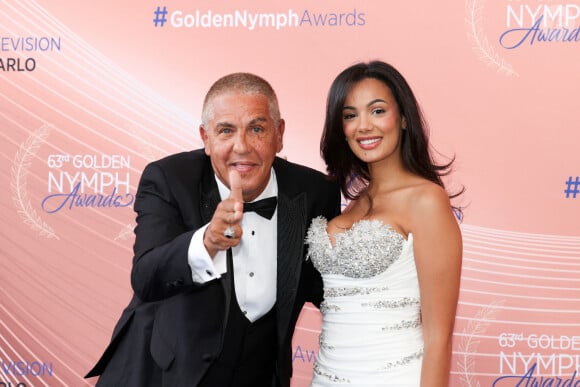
276,119,285,153
199,125,210,155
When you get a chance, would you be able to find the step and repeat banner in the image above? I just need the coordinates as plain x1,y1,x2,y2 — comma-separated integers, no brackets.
1,0,579,386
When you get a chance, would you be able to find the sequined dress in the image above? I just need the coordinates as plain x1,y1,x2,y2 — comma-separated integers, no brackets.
306,216,423,386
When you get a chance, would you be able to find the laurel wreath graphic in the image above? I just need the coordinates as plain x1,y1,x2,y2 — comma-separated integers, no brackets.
11,124,59,239
457,300,505,386
114,223,135,241
465,0,518,76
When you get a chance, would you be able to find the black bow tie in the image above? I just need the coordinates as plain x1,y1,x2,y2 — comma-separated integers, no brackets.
243,197,277,220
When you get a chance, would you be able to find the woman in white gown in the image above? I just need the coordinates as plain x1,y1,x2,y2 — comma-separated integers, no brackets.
306,61,463,386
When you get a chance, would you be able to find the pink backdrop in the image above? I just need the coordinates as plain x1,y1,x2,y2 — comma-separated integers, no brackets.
1,0,579,386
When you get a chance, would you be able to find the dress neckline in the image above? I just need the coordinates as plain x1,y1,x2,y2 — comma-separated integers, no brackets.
318,217,411,248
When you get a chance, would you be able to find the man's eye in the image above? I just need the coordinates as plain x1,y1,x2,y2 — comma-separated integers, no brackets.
251,126,263,133
220,128,233,134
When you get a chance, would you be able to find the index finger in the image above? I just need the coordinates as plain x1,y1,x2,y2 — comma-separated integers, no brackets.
228,169,243,202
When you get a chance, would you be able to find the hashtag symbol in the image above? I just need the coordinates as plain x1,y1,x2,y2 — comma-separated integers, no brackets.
153,6,168,27
564,176,580,198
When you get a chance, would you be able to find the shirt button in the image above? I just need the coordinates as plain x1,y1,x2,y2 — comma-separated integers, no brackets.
205,270,213,276
243,310,247,315
251,230,255,236
249,272,254,277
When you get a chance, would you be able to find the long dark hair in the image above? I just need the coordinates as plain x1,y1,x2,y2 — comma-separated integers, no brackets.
321,60,462,208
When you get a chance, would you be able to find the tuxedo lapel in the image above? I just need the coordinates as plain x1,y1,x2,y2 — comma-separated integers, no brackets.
200,157,220,225
199,156,233,344
274,164,307,348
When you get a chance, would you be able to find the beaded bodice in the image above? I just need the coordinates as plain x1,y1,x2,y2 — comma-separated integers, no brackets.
306,216,405,278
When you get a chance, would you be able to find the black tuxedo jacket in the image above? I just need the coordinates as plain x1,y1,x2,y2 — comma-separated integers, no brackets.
86,149,341,387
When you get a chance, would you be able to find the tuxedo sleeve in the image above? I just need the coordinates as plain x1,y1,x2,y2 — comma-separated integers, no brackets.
130,162,202,302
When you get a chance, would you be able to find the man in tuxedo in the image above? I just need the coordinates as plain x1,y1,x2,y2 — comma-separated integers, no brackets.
86,72,341,386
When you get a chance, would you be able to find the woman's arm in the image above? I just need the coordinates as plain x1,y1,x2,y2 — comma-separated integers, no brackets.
411,184,463,387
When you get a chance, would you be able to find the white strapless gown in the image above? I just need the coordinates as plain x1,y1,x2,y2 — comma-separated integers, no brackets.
306,217,423,386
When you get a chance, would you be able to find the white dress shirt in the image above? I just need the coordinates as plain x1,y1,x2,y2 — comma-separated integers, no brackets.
187,169,278,322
